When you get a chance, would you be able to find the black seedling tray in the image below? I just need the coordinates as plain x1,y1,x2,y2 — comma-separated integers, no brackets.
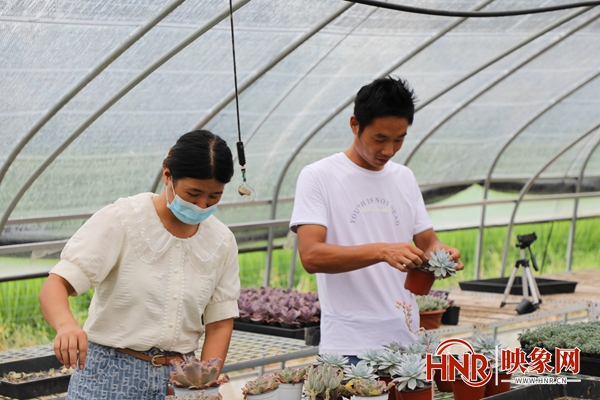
0,355,70,399
233,320,320,345
485,377,600,399
459,277,577,295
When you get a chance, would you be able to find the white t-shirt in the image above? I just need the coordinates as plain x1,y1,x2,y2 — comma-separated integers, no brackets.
51,192,240,354
290,153,433,355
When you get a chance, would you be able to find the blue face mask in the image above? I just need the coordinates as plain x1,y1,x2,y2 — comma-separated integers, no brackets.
166,180,217,225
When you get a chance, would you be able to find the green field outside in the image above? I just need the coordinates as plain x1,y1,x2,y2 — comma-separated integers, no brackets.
1,217,599,351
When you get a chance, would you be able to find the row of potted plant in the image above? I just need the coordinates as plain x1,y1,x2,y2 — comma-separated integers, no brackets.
163,331,512,400
237,287,320,328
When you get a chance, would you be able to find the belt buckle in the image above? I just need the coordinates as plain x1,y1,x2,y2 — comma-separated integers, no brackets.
151,353,164,367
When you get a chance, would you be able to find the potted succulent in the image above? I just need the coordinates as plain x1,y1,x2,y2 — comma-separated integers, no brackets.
404,249,457,295
415,294,449,330
349,379,395,399
391,354,432,400
518,321,600,377
344,361,395,399
430,290,460,325
303,363,346,400
274,366,307,399
241,374,280,399
236,287,320,341
169,356,228,396
470,335,511,396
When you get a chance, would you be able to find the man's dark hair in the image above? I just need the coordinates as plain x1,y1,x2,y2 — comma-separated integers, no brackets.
353,76,417,134
163,129,234,184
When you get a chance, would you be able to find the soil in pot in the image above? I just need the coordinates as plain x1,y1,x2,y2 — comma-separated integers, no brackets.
453,378,485,400
484,372,511,397
419,309,445,330
404,268,435,295
396,385,433,400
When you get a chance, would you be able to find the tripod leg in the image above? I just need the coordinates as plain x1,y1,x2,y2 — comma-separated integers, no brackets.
524,267,541,307
522,266,529,299
501,265,520,307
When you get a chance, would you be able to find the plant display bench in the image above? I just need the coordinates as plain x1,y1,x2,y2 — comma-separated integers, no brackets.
0,331,318,399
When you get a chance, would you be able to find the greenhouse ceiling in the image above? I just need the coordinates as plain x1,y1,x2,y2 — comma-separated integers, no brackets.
1,0,600,245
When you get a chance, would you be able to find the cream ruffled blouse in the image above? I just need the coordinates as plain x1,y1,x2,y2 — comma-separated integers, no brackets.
51,192,240,353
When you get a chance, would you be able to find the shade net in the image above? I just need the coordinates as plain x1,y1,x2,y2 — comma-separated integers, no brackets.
0,0,599,243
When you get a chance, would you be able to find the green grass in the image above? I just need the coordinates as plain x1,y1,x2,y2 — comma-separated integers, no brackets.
1,217,599,351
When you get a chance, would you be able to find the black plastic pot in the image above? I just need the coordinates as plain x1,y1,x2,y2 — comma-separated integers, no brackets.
0,355,70,399
441,306,460,325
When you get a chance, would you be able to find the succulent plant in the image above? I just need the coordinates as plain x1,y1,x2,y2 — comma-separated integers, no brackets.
169,356,228,390
241,374,280,396
424,248,458,279
316,353,349,370
275,366,307,384
377,350,404,376
237,287,320,326
429,290,455,307
304,364,344,400
358,348,385,370
343,360,378,381
415,294,449,311
349,378,395,396
471,335,507,365
415,330,441,353
391,354,430,392
383,341,407,353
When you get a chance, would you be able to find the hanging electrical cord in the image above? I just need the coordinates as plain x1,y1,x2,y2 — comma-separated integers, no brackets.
228,0,254,197
345,0,600,17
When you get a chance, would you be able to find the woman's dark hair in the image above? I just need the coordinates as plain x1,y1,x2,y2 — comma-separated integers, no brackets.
353,76,417,134
163,130,234,184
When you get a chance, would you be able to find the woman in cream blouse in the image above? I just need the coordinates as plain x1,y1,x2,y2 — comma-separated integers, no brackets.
39,130,240,399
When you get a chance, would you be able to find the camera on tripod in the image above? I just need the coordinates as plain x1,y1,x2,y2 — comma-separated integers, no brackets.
516,232,537,249
500,231,542,314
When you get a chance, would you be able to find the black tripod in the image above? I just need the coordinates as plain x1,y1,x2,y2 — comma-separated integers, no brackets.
500,232,542,315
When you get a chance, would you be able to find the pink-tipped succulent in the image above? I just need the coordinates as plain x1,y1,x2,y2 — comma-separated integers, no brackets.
169,356,229,389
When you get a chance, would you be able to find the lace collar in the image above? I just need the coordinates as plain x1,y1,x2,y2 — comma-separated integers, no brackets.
114,193,226,264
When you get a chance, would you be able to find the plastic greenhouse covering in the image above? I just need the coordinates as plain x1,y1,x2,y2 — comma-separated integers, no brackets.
1,0,599,247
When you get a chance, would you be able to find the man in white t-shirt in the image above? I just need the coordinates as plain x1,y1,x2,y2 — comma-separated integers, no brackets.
290,76,463,360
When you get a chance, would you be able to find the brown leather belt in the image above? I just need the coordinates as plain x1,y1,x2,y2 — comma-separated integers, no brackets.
116,348,186,367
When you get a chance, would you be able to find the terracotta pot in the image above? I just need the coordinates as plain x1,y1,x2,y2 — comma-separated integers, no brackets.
174,385,219,396
380,375,398,400
419,309,446,330
452,378,485,400
396,385,433,400
484,372,511,397
404,268,435,295
433,372,454,393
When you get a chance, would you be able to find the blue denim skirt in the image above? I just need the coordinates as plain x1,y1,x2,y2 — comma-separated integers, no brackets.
67,342,176,399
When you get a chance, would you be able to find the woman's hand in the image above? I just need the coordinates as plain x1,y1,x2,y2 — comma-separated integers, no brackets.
39,274,88,369
54,322,88,369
